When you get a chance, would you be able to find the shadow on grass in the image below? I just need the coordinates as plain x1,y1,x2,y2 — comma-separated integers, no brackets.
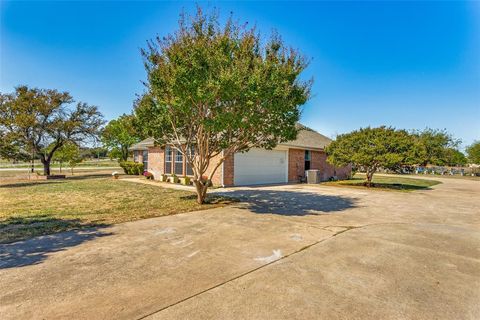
0,216,112,269
0,181,64,188
219,189,358,216
66,173,113,180
0,174,113,188
331,178,439,191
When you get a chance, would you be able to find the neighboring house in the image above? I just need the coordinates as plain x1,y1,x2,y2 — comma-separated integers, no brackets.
129,124,351,187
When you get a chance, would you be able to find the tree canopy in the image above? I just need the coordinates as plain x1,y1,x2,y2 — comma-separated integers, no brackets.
137,8,311,203
325,126,414,186
466,141,480,165
411,128,460,166
101,114,140,161
0,85,104,175
444,148,467,167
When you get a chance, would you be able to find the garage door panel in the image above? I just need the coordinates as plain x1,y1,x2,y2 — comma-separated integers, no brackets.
234,149,287,186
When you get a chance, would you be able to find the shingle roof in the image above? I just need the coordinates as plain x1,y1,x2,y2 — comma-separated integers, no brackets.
279,124,332,150
128,137,155,151
129,124,332,151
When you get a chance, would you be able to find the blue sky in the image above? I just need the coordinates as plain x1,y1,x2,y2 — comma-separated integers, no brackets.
1,1,479,147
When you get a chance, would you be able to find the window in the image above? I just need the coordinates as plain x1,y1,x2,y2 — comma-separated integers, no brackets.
133,151,139,162
305,150,311,171
186,146,194,176
142,151,148,171
165,146,172,174
174,149,183,175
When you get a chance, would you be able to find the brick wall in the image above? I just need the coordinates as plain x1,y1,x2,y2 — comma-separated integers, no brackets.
311,150,351,181
204,153,224,186
147,146,164,179
288,148,305,182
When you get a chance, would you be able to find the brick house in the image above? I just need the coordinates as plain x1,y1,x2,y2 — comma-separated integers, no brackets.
129,125,351,187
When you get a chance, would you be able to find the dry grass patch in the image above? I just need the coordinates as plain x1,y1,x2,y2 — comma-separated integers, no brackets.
0,176,232,243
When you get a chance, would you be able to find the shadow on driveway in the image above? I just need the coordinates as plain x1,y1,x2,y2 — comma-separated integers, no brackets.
0,225,112,269
222,189,358,216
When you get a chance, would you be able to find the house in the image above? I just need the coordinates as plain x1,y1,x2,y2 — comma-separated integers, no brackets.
129,124,351,186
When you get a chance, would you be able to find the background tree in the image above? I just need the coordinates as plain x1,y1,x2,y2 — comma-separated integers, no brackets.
326,127,414,187
0,86,104,175
52,141,82,173
411,128,459,166
444,148,467,167
101,114,140,161
138,8,311,203
466,141,480,164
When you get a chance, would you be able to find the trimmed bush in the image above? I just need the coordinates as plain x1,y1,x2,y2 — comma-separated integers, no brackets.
119,161,144,175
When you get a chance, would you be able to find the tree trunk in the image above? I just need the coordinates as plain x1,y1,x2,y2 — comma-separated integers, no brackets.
42,160,51,176
59,162,63,173
122,146,129,162
193,180,209,204
365,169,375,187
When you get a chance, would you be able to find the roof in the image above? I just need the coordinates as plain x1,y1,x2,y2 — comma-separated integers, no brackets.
279,124,332,150
129,124,332,151
128,137,155,151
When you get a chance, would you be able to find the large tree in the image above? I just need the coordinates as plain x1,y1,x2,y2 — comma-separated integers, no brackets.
137,8,311,203
466,141,480,165
0,86,104,175
101,114,140,161
325,127,414,187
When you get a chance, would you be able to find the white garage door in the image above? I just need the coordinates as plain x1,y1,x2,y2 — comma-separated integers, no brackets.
234,148,287,186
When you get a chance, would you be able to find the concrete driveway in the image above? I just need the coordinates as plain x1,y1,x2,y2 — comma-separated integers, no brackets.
1,177,479,319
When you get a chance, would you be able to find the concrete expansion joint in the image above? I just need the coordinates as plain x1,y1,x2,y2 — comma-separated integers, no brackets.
136,224,367,320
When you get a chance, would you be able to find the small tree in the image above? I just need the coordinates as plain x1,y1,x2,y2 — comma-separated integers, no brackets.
466,141,480,165
326,127,414,187
101,114,140,162
137,8,311,203
52,141,82,173
0,86,104,175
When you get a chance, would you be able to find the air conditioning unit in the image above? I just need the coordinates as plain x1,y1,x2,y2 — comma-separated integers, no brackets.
306,170,321,184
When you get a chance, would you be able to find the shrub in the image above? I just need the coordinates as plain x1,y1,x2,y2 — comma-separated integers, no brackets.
119,161,144,175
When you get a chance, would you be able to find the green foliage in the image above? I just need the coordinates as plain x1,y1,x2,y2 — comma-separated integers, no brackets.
326,127,414,186
137,7,311,203
82,146,108,159
0,129,30,161
0,86,104,175
52,141,83,173
101,114,140,161
466,141,480,164
444,148,467,166
411,128,460,166
119,161,144,175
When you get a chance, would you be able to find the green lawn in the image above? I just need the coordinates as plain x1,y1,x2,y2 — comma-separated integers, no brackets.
0,176,231,243
323,173,441,191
